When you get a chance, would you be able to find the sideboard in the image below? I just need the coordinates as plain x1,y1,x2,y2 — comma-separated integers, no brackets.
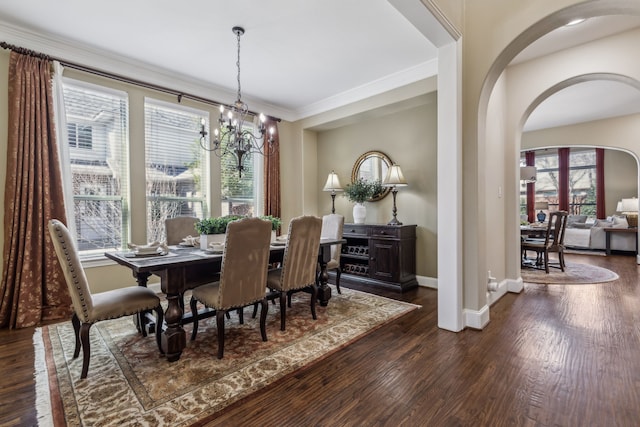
337,223,417,292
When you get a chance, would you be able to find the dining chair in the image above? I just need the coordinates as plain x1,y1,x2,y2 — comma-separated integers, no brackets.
48,219,163,379
165,216,199,245
521,211,569,273
265,215,322,331
319,214,345,294
189,217,272,359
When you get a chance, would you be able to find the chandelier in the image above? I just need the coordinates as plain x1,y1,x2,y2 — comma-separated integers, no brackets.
199,26,275,177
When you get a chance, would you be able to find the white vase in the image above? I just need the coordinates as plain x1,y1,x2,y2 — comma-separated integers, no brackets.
353,203,366,224
200,233,225,250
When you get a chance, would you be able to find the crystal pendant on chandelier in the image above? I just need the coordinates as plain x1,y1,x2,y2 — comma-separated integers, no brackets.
199,26,275,177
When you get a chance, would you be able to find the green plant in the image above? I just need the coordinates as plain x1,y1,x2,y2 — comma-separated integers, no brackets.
195,215,282,234
195,215,243,234
259,215,282,231
344,178,380,203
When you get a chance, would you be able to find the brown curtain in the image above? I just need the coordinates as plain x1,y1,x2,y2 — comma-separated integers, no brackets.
525,151,535,223
0,52,71,328
263,119,281,223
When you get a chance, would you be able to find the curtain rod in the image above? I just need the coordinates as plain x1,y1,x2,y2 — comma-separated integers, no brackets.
0,41,281,122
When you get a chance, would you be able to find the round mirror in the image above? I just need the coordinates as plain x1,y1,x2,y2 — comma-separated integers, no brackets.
351,151,392,202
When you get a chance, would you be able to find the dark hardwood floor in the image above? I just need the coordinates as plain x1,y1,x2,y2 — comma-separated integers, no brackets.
2,253,639,426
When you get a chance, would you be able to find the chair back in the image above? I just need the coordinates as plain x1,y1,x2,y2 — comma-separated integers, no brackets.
279,215,322,292
48,219,94,322
165,216,199,245
545,211,569,250
321,214,344,261
217,217,272,309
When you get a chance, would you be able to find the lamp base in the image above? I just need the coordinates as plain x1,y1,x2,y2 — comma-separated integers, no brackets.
626,213,638,228
537,211,547,223
387,217,403,226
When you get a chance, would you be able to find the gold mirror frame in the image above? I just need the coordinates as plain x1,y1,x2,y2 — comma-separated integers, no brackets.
351,150,392,202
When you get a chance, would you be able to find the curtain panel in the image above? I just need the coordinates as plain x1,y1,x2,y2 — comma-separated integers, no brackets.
263,119,281,228
0,52,71,328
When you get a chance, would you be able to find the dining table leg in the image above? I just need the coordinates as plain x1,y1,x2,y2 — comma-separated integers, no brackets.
317,246,332,306
161,268,187,362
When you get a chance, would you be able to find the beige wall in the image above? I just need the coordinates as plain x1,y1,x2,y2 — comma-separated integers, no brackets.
315,93,438,278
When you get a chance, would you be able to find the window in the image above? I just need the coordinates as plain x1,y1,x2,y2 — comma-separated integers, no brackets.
219,123,263,217
521,148,599,217
144,99,209,242
61,79,129,254
569,149,596,215
67,123,93,149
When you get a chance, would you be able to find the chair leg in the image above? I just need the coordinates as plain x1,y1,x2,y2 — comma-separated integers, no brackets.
71,313,81,359
237,307,244,324
252,302,259,318
544,251,550,274
138,312,148,337
190,297,199,341
216,310,226,359
335,268,342,294
559,250,566,272
309,284,318,320
79,322,92,379
279,292,287,331
153,305,164,354
259,299,268,342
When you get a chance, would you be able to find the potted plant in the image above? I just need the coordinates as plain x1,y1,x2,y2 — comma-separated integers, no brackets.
195,215,282,248
344,178,382,223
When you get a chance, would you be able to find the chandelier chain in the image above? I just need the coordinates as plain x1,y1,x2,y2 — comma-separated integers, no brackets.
236,29,242,103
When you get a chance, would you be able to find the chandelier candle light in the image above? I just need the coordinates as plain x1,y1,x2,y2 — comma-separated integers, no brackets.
382,164,408,225
199,26,275,177
323,171,344,214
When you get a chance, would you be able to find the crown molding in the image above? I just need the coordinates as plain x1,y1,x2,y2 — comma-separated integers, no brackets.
292,59,438,122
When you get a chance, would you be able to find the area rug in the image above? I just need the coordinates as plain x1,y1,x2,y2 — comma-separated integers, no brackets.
521,261,619,284
34,287,419,426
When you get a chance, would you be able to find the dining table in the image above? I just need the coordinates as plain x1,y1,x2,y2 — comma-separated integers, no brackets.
105,237,346,362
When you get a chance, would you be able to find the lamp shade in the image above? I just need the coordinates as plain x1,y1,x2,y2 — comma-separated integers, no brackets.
323,171,343,192
382,164,408,187
616,201,623,212
520,166,537,182
534,201,549,210
620,197,639,213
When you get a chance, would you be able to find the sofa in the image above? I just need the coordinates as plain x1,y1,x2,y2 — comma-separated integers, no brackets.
563,214,636,252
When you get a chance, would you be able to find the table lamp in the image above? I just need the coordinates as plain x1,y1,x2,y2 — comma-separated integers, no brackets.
621,197,639,227
382,164,408,225
323,171,343,214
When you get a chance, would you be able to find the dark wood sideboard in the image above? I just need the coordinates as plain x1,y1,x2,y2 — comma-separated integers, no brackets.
337,223,418,292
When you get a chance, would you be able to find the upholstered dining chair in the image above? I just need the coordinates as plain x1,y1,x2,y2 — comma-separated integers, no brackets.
521,211,569,273
189,217,272,359
48,219,163,379
319,214,345,294
266,215,322,331
165,216,199,245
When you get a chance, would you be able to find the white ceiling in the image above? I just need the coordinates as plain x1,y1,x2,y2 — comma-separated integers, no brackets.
0,3,639,129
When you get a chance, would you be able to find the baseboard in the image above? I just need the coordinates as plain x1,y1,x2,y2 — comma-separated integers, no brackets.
417,275,437,289
507,277,524,293
486,279,508,306
464,304,490,330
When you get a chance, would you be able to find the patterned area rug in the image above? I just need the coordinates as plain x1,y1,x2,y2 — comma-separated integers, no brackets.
35,287,419,426
521,261,619,284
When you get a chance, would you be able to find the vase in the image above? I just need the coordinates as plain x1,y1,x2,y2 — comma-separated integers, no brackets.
200,233,225,250
353,203,366,224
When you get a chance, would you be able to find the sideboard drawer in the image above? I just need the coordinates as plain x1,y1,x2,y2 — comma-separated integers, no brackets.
369,226,402,239
343,224,369,237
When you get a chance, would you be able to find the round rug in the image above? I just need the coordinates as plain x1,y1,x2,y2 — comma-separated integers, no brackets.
521,261,619,284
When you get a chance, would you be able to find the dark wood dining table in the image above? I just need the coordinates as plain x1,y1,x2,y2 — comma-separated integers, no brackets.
105,237,346,362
